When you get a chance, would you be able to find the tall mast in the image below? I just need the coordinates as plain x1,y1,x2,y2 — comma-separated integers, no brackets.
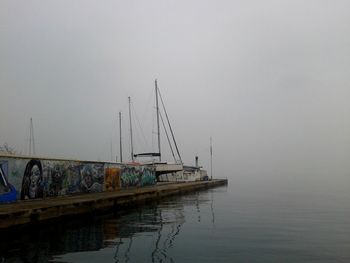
119,111,123,163
29,118,32,155
128,97,134,161
210,137,213,179
155,79,161,162
29,117,36,156
110,140,113,162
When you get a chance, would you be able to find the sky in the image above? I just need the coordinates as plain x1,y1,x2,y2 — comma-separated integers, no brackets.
1,0,350,188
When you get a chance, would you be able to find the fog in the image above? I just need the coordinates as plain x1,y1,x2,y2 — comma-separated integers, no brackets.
1,0,350,192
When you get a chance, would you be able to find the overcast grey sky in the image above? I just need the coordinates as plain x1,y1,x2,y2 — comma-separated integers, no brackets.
1,0,350,187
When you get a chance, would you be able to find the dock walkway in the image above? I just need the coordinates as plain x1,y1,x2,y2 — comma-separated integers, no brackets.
0,179,227,229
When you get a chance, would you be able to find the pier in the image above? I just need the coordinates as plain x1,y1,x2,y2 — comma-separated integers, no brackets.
0,179,227,229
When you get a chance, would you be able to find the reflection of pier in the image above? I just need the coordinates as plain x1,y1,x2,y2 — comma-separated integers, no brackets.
112,202,185,263
0,219,106,263
150,208,185,263
112,189,219,263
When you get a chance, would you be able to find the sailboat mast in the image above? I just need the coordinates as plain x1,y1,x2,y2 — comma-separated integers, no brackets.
110,140,113,162
29,118,32,155
29,117,36,156
155,80,161,162
119,111,123,163
128,97,134,161
210,137,213,179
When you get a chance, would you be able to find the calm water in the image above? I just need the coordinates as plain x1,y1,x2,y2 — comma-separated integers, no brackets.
1,179,350,263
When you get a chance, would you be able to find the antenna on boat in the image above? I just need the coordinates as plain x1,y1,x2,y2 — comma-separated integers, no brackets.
29,117,36,156
155,79,161,162
128,97,134,162
119,111,123,163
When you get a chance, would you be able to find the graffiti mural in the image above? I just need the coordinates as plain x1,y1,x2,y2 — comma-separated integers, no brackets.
0,161,17,203
21,159,44,200
8,159,27,199
104,167,121,191
0,161,9,194
42,161,68,197
64,163,81,194
140,167,157,186
48,163,66,196
0,155,157,203
43,161,105,196
121,166,156,188
80,163,104,193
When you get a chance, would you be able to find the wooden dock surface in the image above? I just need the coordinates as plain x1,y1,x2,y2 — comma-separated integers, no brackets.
0,179,227,229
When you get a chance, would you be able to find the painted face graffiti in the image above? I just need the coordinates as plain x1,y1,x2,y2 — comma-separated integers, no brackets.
80,164,103,193
21,160,43,200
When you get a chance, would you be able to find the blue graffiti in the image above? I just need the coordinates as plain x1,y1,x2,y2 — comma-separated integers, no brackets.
0,162,17,203
0,184,17,203
121,166,156,188
140,168,156,186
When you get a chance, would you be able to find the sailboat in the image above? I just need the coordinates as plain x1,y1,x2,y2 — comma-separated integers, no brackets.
126,80,208,182
127,80,183,181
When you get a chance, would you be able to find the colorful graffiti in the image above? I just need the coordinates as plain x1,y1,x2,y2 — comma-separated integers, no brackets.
0,161,17,203
44,161,79,196
141,167,157,186
46,162,67,196
104,167,121,191
0,155,157,203
65,163,81,194
80,163,104,193
44,161,104,195
121,166,156,188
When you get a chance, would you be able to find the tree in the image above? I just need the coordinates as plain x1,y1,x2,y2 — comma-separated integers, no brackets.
0,143,16,154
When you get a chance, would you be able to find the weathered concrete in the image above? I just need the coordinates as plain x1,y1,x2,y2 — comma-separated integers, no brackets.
0,179,227,229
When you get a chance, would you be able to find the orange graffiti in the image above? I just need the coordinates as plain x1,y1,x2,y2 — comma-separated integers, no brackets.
104,168,121,191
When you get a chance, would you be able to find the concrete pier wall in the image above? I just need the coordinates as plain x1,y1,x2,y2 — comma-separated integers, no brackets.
0,179,228,229
0,155,156,203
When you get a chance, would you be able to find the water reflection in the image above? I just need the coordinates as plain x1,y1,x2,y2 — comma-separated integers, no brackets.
211,190,215,226
0,188,219,263
0,219,106,263
111,200,187,262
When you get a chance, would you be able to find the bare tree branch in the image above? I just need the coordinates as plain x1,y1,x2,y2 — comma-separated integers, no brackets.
0,143,16,154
